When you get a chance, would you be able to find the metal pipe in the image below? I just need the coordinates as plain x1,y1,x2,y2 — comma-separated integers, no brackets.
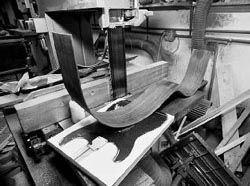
129,30,250,45
93,27,250,45
139,26,250,35
141,2,250,12
211,2,250,7
128,30,191,39
206,29,250,34
139,26,190,32
206,36,250,44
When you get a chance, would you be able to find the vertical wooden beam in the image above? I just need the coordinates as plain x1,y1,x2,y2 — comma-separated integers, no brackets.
216,46,241,171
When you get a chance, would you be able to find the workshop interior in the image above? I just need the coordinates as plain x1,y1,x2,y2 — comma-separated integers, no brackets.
1,0,250,185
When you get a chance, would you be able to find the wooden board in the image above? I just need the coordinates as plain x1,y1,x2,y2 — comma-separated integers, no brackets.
16,78,110,133
0,94,25,109
216,105,250,150
15,61,168,133
24,76,94,102
48,100,174,186
119,167,155,186
216,63,241,170
215,134,248,156
53,32,211,128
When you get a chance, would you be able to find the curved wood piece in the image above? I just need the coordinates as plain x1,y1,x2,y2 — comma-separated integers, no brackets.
53,32,211,128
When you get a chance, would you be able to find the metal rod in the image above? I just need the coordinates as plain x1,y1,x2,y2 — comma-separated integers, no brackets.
128,30,191,38
141,2,250,12
139,26,191,31
139,26,250,35
128,30,250,45
211,2,250,7
206,36,250,44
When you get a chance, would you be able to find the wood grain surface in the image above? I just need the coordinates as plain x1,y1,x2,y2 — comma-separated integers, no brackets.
53,32,211,128
15,61,168,133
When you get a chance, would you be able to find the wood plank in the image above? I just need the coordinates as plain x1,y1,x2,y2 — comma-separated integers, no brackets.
215,134,248,156
216,64,241,170
230,133,250,172
210,72,220,107
45,14,96,67
51,16,84,66
58,118,74,130
15,61,168,133
175,116,187,140
53,33,211,129
120,167,155,186
24,76,94,102
16,78,110,133
0,94,25,109
179,88,250,136
127,61,168,93
23,84,65,101
216,105,250,150
0,77,93,109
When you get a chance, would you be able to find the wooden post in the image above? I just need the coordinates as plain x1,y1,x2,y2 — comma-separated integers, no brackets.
216,45,241,171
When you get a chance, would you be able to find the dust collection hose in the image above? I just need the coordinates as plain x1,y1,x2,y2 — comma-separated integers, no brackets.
94,32,167,62
125,37,162,61
192,0,213,50
125,33,176,63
